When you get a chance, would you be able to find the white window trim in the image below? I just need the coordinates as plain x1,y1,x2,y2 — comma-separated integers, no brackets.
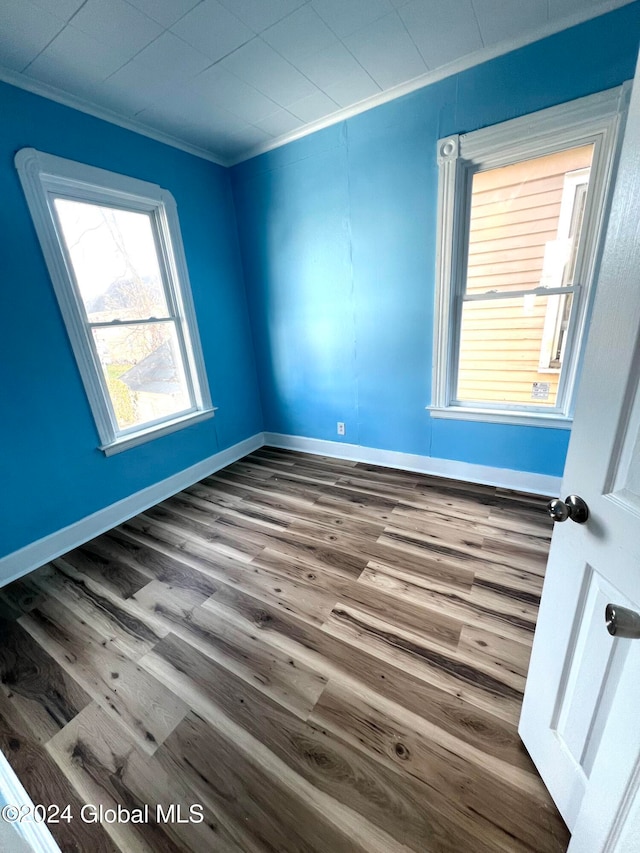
537,169,590,374
429,83,631,429
15,148,214,455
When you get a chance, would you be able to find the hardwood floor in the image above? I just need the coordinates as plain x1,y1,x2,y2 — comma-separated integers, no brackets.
0,447,569,852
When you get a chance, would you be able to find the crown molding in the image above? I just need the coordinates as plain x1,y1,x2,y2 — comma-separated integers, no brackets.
0,65,229,167
229,0,636,166
0,0,635,169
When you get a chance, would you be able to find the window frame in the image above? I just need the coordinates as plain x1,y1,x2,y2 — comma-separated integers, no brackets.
430,84,630,429
537,168,590,375
16,148,214,455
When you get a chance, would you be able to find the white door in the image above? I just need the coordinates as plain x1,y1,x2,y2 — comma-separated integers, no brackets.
519,49,640,852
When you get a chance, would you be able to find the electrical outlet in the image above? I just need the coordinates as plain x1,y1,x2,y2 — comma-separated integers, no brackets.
337,422,345,436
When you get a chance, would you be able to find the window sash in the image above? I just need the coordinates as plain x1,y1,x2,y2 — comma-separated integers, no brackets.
15,148,213,453
49,195,200,434
462,284,580,302
430,85,630,424
92,319,198,436
51,196,175,324
452,295,580,411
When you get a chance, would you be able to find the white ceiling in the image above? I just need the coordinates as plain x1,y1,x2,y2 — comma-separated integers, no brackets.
0,0,634,164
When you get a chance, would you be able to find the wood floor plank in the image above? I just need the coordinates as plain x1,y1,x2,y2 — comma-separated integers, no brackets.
100,528,221,599
133,581,328,719
0,696,119,853
0,617,91,744
186,481,388,542
359,562,536,644
0,576,45,617
32,557,166,660
322,603,523,725
118,523,337,626
158,710,412,853
458,623,532,683
0,447,568,852
65,539,153,599
252,550,462,649
379,523,542,583
142,503,264,561
142,632,501,853
170,489,291,533
201,584,540,777
362,556,475,596
47,703,250,853
310,680,566,853
19,597,188,755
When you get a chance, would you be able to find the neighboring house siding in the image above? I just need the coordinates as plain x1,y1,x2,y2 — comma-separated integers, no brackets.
457,145,593,406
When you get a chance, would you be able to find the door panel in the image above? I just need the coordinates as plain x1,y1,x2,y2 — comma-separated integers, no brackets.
554,566,632,778
520,49,640,852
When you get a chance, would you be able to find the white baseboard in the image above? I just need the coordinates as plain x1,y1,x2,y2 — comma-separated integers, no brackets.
1,429,560,587
264,432,561,497
0,432,264,587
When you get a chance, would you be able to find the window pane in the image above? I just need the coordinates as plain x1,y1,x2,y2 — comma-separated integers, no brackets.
456,293,574,407
93,322,192,430
54,199,169,322
466,145,593,295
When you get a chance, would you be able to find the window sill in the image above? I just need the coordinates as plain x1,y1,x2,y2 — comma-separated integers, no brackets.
100,408,216,456
427,406,572,430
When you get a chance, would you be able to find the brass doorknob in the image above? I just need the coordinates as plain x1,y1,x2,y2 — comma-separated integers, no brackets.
547,494,589,524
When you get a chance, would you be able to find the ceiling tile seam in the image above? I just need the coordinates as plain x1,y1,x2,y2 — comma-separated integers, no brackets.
228,0,637,165
248,108,299,137
20,0,92,75
312,0,390,43
120,0,183,28
102,31,173,84
98,1,259,89
130,0,206,32
259,0,313,36
129,53,284,127
395,8,433,69
31,0,176,82
224,81,283,125
468,1,486,49
220,34,339,112
24,0,173,87
294,7,382,95
251,34,342,113
106,29,263,116
314,7,384,90
20,23,66,74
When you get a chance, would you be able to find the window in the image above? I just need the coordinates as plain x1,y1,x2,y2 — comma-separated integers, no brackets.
431,86,629,428
16,148,213,454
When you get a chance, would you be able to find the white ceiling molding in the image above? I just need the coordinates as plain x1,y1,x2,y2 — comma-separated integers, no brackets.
0,64,227,166
229,0,637,165
0,0,635,168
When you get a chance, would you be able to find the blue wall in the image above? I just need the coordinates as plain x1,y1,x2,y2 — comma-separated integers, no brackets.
232,2,640,478
0,82,263,561
2,4,639,564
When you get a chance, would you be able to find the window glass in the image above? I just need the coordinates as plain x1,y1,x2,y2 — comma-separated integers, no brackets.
93,323,191,430
55,197,195,433
456,145,593,408
54,199,169,323
457,293,574,407
15,148,213,453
